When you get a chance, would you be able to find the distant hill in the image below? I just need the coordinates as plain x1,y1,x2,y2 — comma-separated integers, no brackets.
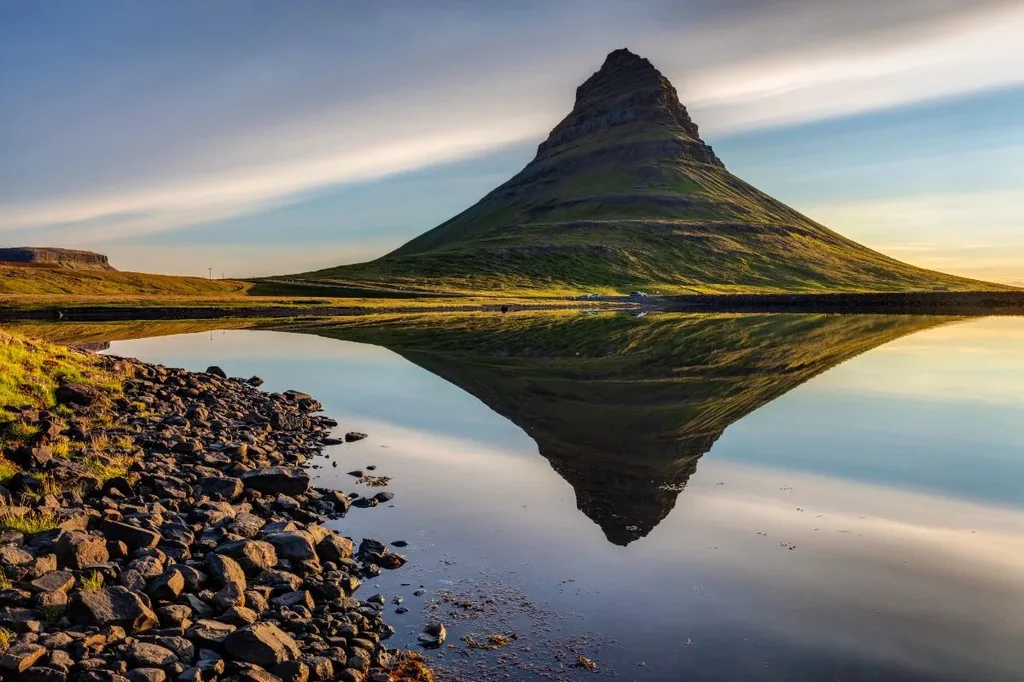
295,49,1003,294
0,247,115,271
0,248,248,297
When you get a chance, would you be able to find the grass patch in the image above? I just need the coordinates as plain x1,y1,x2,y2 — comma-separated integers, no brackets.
1,421,39,444
80,571,103,591
0,573,12,590
0,628,12,648
50,436,83,458
0,330,122,415
82,453,134,481
0,458,19,484
0,504,58,535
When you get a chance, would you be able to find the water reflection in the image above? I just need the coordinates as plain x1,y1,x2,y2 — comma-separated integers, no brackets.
9,313,1024,681
284,313,957,545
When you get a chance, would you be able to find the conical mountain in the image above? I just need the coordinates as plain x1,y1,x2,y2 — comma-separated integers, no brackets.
297,49,999,294
284,312,955,545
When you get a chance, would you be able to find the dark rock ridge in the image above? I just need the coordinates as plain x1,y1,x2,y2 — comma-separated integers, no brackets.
0,248,115,271
536,47,720,164
0,356,414,681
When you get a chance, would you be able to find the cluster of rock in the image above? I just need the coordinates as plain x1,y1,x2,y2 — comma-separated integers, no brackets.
0,358,410,682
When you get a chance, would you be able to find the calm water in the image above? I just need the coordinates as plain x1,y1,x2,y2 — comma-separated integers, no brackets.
49,313,1024,681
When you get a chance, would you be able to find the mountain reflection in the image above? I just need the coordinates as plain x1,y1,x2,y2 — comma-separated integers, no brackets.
287,312,956,545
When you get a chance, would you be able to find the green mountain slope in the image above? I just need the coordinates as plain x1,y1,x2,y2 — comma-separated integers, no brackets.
297,49,1002,294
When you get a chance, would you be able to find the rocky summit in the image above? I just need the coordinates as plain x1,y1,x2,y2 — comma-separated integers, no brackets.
0,354,422,682
300,48,994,293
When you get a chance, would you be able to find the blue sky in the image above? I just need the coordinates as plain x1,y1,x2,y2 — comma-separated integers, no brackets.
2,0,1023,282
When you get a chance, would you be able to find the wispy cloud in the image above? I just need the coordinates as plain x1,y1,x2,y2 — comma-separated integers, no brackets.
1,0,1023,262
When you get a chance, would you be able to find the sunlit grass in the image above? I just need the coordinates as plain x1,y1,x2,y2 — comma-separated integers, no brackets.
80,571,103,591
0,504,58,535
0,458,19,484
1,421,39,444
82,453,134,481
49,436,83,458
0,330,122,414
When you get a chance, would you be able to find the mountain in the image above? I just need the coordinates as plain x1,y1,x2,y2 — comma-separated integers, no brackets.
294,49,1000,294
286,312,955,545
0,247,115,271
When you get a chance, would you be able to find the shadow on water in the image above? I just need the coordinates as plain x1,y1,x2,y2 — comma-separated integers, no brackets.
270,311,959,545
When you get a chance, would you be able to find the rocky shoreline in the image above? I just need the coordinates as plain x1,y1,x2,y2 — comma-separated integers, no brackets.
0,354,425,681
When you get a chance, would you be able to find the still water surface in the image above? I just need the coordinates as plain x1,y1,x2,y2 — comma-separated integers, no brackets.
81,314,1024,681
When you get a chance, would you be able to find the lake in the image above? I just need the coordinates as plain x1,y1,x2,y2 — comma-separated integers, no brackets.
17,312,1024,681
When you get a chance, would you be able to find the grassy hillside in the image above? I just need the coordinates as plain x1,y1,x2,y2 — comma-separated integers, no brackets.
293,51,1005,295
301,138,1001,295
0,264,250,296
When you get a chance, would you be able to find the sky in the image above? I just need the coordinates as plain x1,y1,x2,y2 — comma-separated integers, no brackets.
2,0,1023,283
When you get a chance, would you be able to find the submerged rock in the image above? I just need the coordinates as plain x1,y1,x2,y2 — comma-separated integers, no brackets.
417,622,446,648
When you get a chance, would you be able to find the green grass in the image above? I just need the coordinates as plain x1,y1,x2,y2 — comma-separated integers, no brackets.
0,505,59,534
0,628,12,648
80,571,103,590
0,330,122,413
0,264,250,296
82,453,134,481
0,330,128,483
0,459,17,484
1,421,39,443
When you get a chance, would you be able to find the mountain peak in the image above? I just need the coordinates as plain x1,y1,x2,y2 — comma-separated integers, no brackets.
536,48,711,161
303,49,995,295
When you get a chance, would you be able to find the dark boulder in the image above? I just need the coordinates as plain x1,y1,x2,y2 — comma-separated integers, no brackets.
54,383,104,406
265,531,317,563
223,622,301,666
68,586,158,632
240,468,309,496
213,540,277,575
0,642,47,672
55,531,110,569
315,535,353,564
100,520,161,551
